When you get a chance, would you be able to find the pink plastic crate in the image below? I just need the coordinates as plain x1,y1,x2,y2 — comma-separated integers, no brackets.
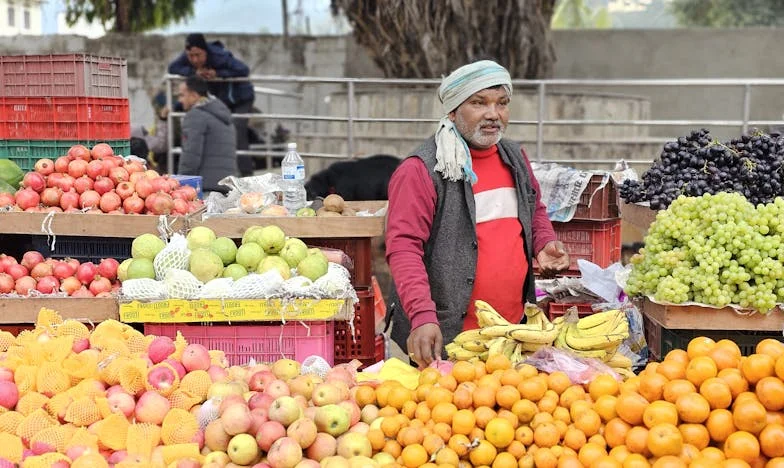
0,54,127,98
144,322,335,366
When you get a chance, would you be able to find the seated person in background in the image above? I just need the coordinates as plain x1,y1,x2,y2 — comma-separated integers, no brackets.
177,76,237,194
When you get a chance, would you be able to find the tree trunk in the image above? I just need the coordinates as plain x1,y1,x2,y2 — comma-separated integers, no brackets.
114,0,131,32
331,0,557,79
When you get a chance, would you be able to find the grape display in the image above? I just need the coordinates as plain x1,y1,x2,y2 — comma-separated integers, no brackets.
625,192,784,313
620,129,784,210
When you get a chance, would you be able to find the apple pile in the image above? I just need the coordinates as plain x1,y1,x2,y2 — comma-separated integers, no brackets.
0,251,121,297
0,143,204,215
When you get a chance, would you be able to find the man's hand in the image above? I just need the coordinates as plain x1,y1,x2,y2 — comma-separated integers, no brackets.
537,240,570,277
197,68,216,80
407,323,443,369
159,107,170,120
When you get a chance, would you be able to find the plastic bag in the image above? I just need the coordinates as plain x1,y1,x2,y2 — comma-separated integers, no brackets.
523,346,621,385
579,301,648,370
309,247,355,271
578,260,625,302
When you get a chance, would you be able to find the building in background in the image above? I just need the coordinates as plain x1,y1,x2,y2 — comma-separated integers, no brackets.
0,0,43,35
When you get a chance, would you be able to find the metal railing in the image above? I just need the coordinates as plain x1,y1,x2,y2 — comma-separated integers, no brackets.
164,75,784,172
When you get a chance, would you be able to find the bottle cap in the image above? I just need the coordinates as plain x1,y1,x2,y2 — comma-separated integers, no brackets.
287,142,297,150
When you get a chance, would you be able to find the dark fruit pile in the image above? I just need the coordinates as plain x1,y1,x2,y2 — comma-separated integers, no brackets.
620,129,784,209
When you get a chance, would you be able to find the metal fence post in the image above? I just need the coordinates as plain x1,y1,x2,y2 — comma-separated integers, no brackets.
347,80,356,159
742,84,751,135
536,82,546,162
166,78,175,174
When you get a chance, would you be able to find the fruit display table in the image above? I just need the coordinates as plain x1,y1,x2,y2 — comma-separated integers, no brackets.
0,297,118,323
642,299,784,332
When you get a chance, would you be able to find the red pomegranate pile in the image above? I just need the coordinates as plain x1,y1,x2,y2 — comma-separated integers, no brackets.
0,251,121,297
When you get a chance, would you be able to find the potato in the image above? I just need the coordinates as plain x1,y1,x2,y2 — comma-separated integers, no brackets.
323,194,345,213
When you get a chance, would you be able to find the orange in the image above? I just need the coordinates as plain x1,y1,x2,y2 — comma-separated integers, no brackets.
620,376,642,395
675,392,710,423
777,356,784,381
434,447,460,466
742,354,776,385
578,442,608,467
755,376,784,411
423,433,445,455
402,400,418,419
538,391,560,414
686,356,719,387
724,431,761,464
354,385,376,407
485,417,515,448
642,400,679,428
497,409,518,428
559,385,587,409
547,371,572,395
376,382,394,407
518,375,548,402
415,402,431,422
557,454,584,468
706,408,737,442
563,425,587,451
639,372,669,402
431,402,458,425
496,385,521,410
757,339,784,360
401,443,429,468
531,411,555,429
473,360,487,378
516,425,534,445
760,424,784,459
500,368,523,387
419,367,442,386
472,386,497,409
662,379,697,403
719,368,750,399
381,415,404,438
416,383,434,403
451,408,475,436
710,345,742,371
604,417,632,448
609,445,631,463
368,427,386,451
734,399,768,435
768,411,784,426
701,376,733,409
451,361,476,384
687,336,716,359
553,406,572,425
679,444,701,465
448,433,471,457
657,359,687,381
623,453,651,468
533,421,561,448
651,455,686,468
507,440,526,459
735,391,761,407
553,419,568,439
569,399,592,422
426,386,453,409
398,426,425,447
574,409,602,437
647,423,683,458
625,426,651,457
511,398,538,425
665,349,690,367
723,459,753,468
678,423,710,450
592,455,623,468
616,392,649,426
491,451,518,468
486,354,511,373
474,406,497,429
438,373,458,392
767,458,784,468
533,447,559,468
453,382,476,410
594,394,619,422
517,363,538,379
469,439,497,466
589,434,607,451
433,421,452,442
382,439,402,458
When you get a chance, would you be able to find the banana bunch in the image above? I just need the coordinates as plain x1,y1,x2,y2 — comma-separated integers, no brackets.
445,301,564,363
554,308,635,378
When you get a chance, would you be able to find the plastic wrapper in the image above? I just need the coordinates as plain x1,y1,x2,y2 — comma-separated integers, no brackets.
311,247,354,271
523,346,621,385
204,173,283,216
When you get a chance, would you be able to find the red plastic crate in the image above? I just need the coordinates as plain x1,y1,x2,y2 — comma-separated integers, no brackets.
0,97,130,140
144,321,335,366
0,54,128,98
536,218,622,275
573,174,620,220
306,238,373,288
547,303,595,321
0,325,34,336
334,289,377,367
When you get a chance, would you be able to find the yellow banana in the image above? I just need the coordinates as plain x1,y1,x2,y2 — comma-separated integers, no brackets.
475,300,510,327
614,368,636,380
448,347,482,361
519,342,547,353
452,329,486,344
462,340,489,352
576,311,627,336
564,327,626,351
511,343,525,363
487,337,508,358
507,324,560,345
502,339,518,360
479,325,515,338
445,342,461,353
575,309,621,330
606,352,633,368
524,305,544,328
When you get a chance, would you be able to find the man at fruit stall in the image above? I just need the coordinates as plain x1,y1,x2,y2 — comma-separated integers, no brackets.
178,76,238,194
168,33,256,177
385,60,570,368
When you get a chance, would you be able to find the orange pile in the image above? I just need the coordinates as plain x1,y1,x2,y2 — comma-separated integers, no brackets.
356,339,784,468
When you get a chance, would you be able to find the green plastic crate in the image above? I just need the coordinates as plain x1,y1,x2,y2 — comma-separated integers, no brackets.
0,139,130,172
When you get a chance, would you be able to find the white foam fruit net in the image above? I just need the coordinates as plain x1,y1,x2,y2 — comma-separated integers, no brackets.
227,271,285,299
315,267,357,303
121,278,168,301
199,278,235,299
154,233,191,280
164,269,203,299
301,355,332,379
279,276,318,298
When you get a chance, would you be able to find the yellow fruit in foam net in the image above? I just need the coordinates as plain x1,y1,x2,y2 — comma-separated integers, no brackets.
30,424,70,453
40,336,74,363
96,413,130,451
22,452,71,468
180,370,211,400
72,452,109,468
14,364,38,395
168,389,201,411
16,409,57,444
37,362,71,397
119,358,148,396
16,392,49,417
55,319,90,341
0,331,15,352
64,396,101,427
45,393,73,420
126,423,161,458
161,408,199,445
0,411,24,434
64,427,99,453
0,432,24,463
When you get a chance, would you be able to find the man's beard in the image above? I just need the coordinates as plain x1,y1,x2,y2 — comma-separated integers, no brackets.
455,115,505,149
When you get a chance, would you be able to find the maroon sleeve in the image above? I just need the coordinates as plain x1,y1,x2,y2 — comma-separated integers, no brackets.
521,148,558,255
385,157,439,330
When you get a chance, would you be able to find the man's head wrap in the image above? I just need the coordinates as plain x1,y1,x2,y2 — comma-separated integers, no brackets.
434,60,512,183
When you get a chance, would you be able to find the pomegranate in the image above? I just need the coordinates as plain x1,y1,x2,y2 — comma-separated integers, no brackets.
123,194,145,214
188,201,204,213
91,143,114,160
109,167,129,185
65,258,80,270
68,159,89,178
97,258,120,281
52,261,76,280
170,189,188,201
71,287,94,298
57,174,75,192
15,276,36,295
24,207,41,213
43,206,63,213
0,193,15,208
104,156,123,169
47,173,64,188
54,155,72,173
22,172,46,193
145,169,160,179
124,160,145,174
36,276,60,294
86,159,107,179
41,187,63,207
73,176,94,194
68,145,91,162
151,177,170,193
60,276,81,295
21,251,44,270
115,181,135,200
129,172,146,184
79,190,101,209
89,277,112,296
166,177,180,191
179,186,198,201
0,256,16,274
59,190,80,211
76,262,98,285
99,192,122,213
6,264,28,281
34,158,55,176
30,262,53,280
0,273,14,294
93,177,115,195
95,291,113,298
173,198,189,215
145,192,174,215
134,178,154,199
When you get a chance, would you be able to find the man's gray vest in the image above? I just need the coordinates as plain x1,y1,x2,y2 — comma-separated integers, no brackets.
387,136,538,355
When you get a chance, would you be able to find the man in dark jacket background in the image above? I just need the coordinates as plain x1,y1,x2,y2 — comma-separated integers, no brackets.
169,33,255,176
178,76,237,193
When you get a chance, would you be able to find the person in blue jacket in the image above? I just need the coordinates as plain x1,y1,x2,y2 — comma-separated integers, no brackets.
168,33,255,176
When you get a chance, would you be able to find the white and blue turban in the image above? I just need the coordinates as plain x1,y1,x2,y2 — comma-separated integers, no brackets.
435,60,513,183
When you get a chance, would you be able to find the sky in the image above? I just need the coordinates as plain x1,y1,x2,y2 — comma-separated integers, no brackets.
42,0,336,35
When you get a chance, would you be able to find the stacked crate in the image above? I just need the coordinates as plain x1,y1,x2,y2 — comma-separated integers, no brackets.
0,54,131,171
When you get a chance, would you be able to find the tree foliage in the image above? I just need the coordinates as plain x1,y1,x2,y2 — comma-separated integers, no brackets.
551,0,612,29
330,0,558,79
670,0,784,27
64,0,195,33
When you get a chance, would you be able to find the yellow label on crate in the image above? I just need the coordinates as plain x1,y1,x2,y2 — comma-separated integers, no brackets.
119,299,351,323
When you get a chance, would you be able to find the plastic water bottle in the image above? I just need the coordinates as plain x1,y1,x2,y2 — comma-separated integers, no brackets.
281,142,307,213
